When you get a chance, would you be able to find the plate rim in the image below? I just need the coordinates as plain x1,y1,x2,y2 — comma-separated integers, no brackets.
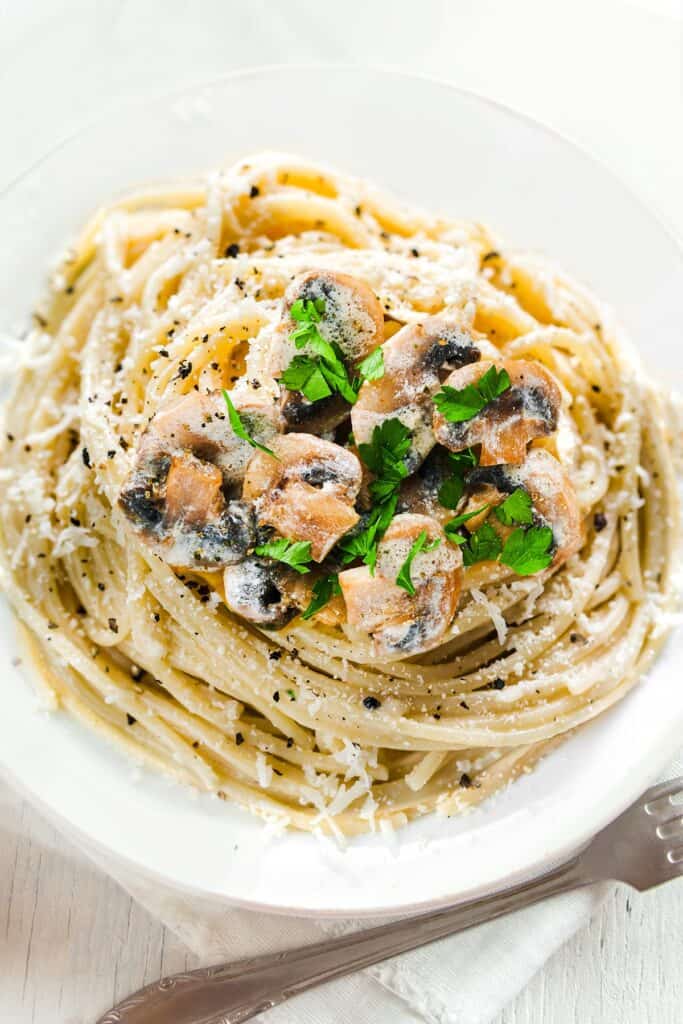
0,63,681,917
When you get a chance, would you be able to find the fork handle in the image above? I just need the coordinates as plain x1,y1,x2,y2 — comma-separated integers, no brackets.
98,857,588,1024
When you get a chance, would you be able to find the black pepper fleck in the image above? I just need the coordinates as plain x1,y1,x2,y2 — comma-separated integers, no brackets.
363,696,381,710
594,512,607,532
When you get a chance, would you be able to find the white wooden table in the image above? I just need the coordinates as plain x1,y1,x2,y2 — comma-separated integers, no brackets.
1,2,681,1021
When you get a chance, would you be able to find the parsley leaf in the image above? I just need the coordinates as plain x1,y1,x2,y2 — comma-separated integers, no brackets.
395,531,441,595
357,346,385,383
301,574,342,620
444,504,491,537
449,448,479,470
462,522,503,566
477,365,512,404
358,419,411,487
222,390,277,458
438,475,464,510
433,366,511,423
338,493,398,571
438,448,479,510
500,526,553,575
254,537,313,574
283,297,358,405
339,419,411,571
280,356,332,402
494,487,533,526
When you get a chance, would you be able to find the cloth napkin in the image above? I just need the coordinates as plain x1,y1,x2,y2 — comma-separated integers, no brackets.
0,767,652,1024
2,752,682,1022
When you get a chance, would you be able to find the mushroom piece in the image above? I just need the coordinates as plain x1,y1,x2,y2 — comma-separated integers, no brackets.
242,434,362,562
462,449,584,569
118,449,255,568
117,387,281,568
138,387,282,489
352,317,482,472
339,513,462,657
433,359,561,466
224,556,310,629
270,269,385,433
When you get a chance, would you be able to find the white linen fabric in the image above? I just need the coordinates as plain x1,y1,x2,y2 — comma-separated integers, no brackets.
2,759,681,1024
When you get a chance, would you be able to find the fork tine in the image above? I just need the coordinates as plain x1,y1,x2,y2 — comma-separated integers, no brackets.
656,817,683,841
643,776,683,817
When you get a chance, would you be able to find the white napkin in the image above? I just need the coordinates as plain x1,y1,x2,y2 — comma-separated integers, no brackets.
0,778,617,1024
3,753,681,1023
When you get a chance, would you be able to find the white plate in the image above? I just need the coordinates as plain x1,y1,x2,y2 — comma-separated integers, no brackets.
1,66,681,917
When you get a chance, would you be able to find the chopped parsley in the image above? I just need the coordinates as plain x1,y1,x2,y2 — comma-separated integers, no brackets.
437,475,464,510
222,389,277,458
460,522,503,566
499,525,553,575
357,346,385,383
281,356,332,402
438,448,479,510
494,487,533,526
338,418,412,571
283,298,357,404
254,537,313,574
444,504,491,540
301,574,342,620
433,365,511,423
395,531,441,595
282,300,384,404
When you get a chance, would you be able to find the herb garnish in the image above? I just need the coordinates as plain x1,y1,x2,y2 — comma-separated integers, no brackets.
447,517,553,575
499,526,553,575
282,298,357,404
357,346,385,383
281,300,384,404
433,365,511,423
443,504,491,543
437,448,479,510
494,487,533,526
254,537,313,574
301,574,342,620
338,418,411,571
222,389,277,458
460,522,503,566
395,531,441,595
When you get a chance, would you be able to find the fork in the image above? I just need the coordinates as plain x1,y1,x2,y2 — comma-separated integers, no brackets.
97,776,683,1024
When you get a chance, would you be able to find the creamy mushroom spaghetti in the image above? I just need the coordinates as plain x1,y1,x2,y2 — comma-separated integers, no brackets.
0,153,679,835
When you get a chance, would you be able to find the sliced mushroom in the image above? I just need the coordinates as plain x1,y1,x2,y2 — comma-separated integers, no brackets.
270,269,384,433
352,317,482,472
224,556,310,629
118,450,255,568
117,386,280,568
463,449,584,568
339,513,462,657
433,359,561,466
242,434,362,561
139,387,282,489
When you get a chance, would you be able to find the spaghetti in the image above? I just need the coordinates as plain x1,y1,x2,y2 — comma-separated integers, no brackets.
0,153,679,835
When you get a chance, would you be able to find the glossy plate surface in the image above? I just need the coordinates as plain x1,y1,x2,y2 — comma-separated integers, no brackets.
0,66,681,916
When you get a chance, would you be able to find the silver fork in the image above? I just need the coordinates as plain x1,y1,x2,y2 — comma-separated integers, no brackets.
97,776,683,1024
